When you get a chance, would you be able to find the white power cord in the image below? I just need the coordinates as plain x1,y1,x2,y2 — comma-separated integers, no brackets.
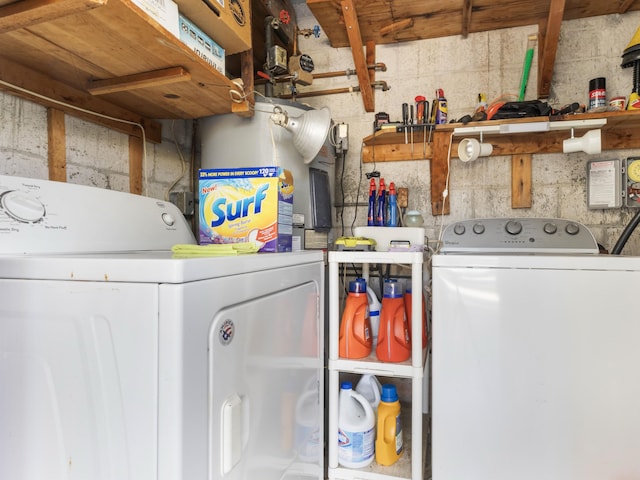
0,78,150,194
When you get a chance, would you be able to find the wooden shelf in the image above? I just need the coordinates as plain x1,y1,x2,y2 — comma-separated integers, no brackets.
361,110,640,216
0,0,253,142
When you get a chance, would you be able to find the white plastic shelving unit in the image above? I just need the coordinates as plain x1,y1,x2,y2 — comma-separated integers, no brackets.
328,250,427,480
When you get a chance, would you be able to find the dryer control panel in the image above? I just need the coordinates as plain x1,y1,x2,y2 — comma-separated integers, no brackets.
0,175,195,254
441,217,599,254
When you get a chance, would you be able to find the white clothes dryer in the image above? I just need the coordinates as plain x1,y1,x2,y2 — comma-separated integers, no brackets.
0,175,324,480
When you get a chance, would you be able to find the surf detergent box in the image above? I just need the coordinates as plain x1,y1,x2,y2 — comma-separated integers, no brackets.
199,167,294,252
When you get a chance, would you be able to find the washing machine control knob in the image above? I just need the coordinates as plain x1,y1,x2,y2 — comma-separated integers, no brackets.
453,223,466,235
543,222,557,234
565,222,580,235
162,212,176,226
0,190,46,223
472,223,485,234
505,220,522,235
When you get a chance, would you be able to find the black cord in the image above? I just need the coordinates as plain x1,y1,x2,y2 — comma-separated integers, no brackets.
350,149,364,236
612,209,640,254
339,149,345,236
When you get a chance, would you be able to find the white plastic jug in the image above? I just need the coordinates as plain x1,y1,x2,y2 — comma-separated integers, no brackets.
366,286,382,346
338,381,375,468
295,389,320,461
355,374,382,412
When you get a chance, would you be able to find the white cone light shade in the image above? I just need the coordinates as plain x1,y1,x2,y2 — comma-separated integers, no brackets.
563,129,602,155
458,138,493,162
274,107,332,164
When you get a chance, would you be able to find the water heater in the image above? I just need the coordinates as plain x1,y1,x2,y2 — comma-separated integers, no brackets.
199,98,335,249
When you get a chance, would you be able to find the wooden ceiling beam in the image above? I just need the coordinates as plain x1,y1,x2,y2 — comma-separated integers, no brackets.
619,0,635,13
537,0,565,99
461,0,473,39
340,0,375,112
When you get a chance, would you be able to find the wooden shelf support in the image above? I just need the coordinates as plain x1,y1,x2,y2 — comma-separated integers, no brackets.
87,67,192,96
340,0,375,112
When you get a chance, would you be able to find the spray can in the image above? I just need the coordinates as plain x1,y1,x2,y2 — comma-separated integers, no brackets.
339,278,372,359
376,279,411,363
338,381,375,468
628,91,640,110
430,89,448,124
588,77,606,110
404,287,427,348
387,182,398,227
375,178,386,226
375,384,403,466
367,178,376,226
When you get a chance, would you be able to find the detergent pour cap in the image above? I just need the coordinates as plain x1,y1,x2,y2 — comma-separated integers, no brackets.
383,279,403,298
349,278,367,294
381,384,399,403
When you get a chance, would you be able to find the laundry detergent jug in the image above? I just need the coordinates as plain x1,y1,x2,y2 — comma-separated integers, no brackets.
376,279,411,362
339,278,372,359
338,381,375,468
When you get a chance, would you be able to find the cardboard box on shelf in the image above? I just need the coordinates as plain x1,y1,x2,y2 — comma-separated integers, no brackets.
199,167,294,253
174,0,251,55
132,0,180,38
178,14,225,74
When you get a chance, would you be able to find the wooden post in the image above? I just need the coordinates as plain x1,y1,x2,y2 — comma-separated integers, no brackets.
511,154,532,208
129,135,144,195
430,130,451,216
47,108,66,182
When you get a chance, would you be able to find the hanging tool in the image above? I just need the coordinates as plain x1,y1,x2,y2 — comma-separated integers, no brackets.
402,103,409,144
409,104,414,155
518,35,537,101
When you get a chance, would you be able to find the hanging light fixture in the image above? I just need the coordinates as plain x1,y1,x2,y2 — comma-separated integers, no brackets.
270,106,332,163
457,132,493,162
563,129,602,155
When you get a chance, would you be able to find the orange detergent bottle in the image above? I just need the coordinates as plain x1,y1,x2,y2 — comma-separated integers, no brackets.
404,287,427,349
339,278,372,359
376,279,411,362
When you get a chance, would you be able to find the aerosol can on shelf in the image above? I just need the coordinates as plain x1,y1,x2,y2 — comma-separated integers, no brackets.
430,88,448,124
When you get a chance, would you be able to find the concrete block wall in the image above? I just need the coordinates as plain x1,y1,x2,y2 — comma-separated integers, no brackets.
292,7,640,255
0,92,194,201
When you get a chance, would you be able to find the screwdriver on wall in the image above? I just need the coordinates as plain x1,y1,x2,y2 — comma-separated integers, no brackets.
402,103,409,144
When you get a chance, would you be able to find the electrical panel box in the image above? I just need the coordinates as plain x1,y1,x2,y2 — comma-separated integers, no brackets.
587,157,640,209
587,159,623,209
623,157,640,207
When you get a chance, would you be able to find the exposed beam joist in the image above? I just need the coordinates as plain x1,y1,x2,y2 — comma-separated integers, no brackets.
340,0,375,112
461,0,473,38
619,0,635,13
537,0,566,99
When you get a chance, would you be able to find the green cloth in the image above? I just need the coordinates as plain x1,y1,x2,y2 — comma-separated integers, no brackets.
171,243,259,257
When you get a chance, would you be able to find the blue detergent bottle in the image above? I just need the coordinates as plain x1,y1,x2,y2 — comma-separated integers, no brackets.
367,178,376,226
375,178,386,226
387,182,398,227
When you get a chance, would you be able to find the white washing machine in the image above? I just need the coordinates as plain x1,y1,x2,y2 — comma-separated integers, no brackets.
0,175,324,480
432,218,640,480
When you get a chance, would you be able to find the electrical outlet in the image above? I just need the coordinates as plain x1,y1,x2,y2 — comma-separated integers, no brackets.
169,191,195,215
397,187,409,208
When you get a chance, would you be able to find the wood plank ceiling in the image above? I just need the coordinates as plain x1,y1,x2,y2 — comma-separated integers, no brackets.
305,0,640,111
306,0,640,47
